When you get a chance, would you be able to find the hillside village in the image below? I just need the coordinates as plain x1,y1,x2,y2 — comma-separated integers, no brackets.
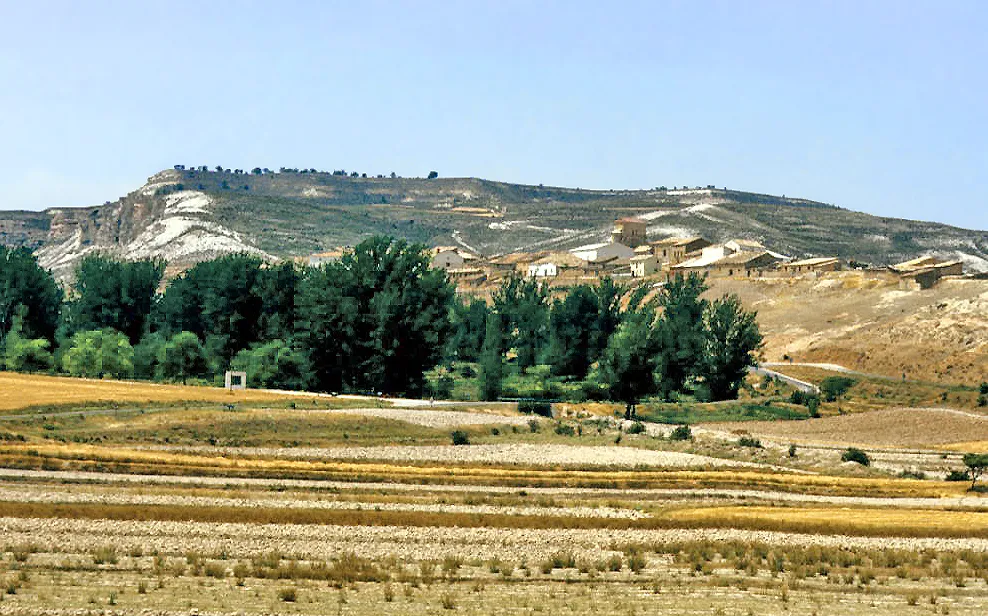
304,217,969,292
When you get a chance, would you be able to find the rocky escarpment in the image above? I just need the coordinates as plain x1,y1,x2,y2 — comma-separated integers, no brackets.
29,170,270,279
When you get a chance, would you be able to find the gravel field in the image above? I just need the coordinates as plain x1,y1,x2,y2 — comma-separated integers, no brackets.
2,517,986,562
0,485,647,519
136,442,768,469
3,468,984,509
711,407,988,448
301,406,534,428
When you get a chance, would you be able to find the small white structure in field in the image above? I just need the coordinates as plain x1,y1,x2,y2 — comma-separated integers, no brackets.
225,371,247,391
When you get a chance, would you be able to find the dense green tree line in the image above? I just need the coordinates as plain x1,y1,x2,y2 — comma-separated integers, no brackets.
0,238,762,403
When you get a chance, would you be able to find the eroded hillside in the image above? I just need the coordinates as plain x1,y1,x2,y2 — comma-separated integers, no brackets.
710,274,988,385
2,168,987,279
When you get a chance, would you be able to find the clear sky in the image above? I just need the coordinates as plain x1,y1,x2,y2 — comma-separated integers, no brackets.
1,0,985,230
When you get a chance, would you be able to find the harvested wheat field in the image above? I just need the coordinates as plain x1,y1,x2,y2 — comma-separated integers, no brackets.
0,372,331,412
712,407,988,449
1,375,988,614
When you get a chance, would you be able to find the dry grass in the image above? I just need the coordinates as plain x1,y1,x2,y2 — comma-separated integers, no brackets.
0,441,972,497
712,407,988,449
1,499,987,538
666,505,988,538
0,372,316,412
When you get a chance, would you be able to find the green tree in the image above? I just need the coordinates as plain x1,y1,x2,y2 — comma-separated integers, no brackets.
68,255,165,343
478,312,503,401
60,329,134,379
698,295,763,400
231,339,312,391
590,278,623,361
446,298,489,362
2,310,53,373
548,285,600,378
963,453,988,490
297,237,454,396
160,331,208,384
133,332,167,380
492,275,549,371
592,298,662,406
820,376,856,402
0,246,62,343
156,254,267,363
654,273,709,398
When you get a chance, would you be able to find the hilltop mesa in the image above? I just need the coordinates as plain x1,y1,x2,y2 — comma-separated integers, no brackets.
1,166,987,280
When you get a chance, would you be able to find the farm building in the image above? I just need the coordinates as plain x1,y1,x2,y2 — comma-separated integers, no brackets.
630,253,658,277
610,217,648,247
673,247,781,278
648,236,712,266
488,251,548,274
893,258,964,290
431,247,464,271
570,241,636,263
780,257,842,275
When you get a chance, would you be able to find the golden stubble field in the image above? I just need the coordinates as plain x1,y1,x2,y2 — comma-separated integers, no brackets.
0,372,310,411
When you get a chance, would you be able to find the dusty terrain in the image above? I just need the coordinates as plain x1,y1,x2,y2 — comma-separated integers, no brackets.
711,407,988,449
709,274,988,385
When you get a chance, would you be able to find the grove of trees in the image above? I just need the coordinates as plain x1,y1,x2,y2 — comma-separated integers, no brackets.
0,238,764,405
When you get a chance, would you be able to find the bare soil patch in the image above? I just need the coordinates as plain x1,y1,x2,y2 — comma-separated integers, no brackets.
711,407,988,449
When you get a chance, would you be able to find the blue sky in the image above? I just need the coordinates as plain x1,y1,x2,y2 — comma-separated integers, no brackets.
1,0,985,229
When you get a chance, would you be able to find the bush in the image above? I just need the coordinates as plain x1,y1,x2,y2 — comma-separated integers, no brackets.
518,400,553,417
841,447,870,466
553,423,576,436
980,382,988,395
946,470,971,482
451,430,470,446
669,424,692,441
626,421,646,435
230,340,313,391
278,587,297,602
790,391,821,417
788,443,797,457
820,376,856,402
738,435,762,448
978,395,987,408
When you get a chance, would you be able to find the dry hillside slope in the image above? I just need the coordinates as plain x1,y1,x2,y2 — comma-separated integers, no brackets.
709,273,988,385
2,168,987,279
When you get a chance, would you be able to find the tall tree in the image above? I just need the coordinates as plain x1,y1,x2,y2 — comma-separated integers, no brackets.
593,298,662,407
492,274,549,371
654,273,709,398
699,295,763,400
297,236,454,396
446,297,489,362
156,254,266,363
590,277,623,361
68,255,165,343
548,285,600,378
478,311,503,401
159,331,208,384
0,246,62,343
